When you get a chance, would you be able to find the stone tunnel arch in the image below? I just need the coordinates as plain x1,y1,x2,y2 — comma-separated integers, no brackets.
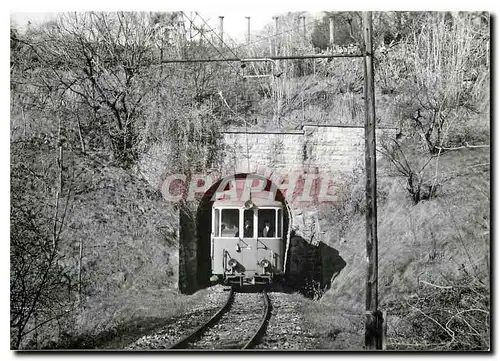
178,173,290,294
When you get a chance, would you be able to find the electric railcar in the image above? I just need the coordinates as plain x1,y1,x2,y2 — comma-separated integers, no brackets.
210,187,285,286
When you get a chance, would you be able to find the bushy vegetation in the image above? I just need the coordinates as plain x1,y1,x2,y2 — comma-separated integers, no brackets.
10,10,489,350
298,12,489,350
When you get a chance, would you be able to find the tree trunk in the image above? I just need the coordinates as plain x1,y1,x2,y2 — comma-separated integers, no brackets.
78,238,83,303
76,116,86,155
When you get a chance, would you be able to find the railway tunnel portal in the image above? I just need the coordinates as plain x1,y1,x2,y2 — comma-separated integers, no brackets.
173,124,397,294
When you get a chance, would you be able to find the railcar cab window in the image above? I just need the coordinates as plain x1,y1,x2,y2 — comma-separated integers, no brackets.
277,209,282,238
258,209,277,238
214,208,220,237
243,209,254,238
220,209,239,237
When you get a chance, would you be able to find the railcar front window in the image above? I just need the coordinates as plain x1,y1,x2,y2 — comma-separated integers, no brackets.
258,209,276,238
277,209,282,237
214,208,220,237
221,209,239,237
243,209,254,238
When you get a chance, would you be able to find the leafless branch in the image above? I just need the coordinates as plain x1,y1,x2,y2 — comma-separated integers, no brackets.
435,143,490,151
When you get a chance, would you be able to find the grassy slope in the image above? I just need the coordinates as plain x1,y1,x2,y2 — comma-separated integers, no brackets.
11,139,186,348
306,147,490,349
64,287,219,349
59,153,181,348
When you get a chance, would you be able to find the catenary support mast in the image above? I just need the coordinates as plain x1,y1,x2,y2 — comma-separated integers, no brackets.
362,11,383,350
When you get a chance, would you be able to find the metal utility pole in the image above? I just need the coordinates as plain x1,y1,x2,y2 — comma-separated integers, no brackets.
271,16,281,127
362,11,383,350
273,16,279,56
329,16,335,46
245,16,251,44
300,16,306,42
218,16,224,46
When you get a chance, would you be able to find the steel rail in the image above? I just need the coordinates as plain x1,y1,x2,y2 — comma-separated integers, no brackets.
169,288,235,349
242,290,272,349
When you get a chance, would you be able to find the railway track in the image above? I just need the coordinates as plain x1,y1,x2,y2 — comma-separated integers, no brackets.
169,288,271,350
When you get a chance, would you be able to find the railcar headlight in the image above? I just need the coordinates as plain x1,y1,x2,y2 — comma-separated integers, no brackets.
259,259,270,268
228,258,238,268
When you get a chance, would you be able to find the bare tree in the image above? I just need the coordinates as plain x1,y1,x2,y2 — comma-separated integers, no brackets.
10,127,74,349
388,12,489,154
379,139,438,204
14,12,179,165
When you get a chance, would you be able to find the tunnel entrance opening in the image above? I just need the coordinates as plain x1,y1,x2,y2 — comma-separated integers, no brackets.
178,173,289,294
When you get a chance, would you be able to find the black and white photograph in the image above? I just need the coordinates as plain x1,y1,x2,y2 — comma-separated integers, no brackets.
9,7,491,352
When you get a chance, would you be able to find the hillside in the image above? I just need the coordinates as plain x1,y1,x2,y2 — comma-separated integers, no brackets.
10,11,489,350
306,147,490,350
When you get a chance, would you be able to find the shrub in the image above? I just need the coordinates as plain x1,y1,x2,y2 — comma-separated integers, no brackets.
386,270,489,350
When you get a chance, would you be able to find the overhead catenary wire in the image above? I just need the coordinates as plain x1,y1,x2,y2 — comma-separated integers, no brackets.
156,13,364,134
180,11,242,76
195,13,277,153
195,12,241,60
202,15,280,127
184,12,263,129
160,53,362,64
190,12,277,102
186,14,362,128
217,90,253,128
182,11,275,115
178,11,318,130
192,11,275,104
178,13,318,54
163,13,363,65
233,16,319,51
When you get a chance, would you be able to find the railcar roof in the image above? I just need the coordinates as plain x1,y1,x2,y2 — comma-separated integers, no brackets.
213,197,283,208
